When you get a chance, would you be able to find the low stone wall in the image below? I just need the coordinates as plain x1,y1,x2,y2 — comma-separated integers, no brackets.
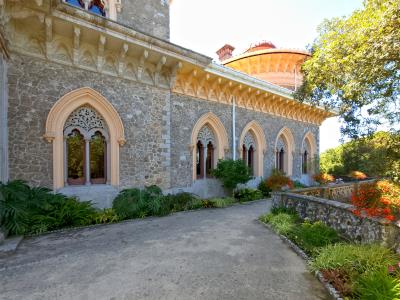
291,180,375,203
272,192,400,253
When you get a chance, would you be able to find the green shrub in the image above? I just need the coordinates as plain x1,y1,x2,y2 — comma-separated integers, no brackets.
200,199,216,208
353,269,400,300
270,206,297,215
0,180,97,236
186,198,204,210
259,211,299,235
212,159,251,191
162,192,199,212
113,186,167,219
289,221,340,256
292,180,306,189
309,244,400,275
257,180,271,198
95,208,120,224
234,188,263,202
208,197,236,208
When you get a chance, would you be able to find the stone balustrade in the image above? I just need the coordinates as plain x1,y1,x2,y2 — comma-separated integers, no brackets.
272,190,400,253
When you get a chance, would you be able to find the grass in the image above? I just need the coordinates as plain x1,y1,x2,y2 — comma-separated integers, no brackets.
309,243,399,274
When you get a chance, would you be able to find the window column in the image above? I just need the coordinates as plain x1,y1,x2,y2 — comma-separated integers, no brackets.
85,138,91,185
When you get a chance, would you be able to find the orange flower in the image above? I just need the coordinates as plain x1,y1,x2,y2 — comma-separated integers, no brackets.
385,215,395,222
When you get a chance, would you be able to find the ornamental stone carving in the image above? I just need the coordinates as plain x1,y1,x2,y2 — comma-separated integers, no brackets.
197,125,215,145
243,132,256,150
64,105,106,134
277,136,286,151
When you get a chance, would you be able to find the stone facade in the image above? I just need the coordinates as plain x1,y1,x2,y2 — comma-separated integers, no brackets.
1,0,332,206
169,93,319,189
8,53,171,189
272,191,400,253
118,0,170,40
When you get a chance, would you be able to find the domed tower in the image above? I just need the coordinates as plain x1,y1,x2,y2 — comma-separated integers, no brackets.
217,41,310,91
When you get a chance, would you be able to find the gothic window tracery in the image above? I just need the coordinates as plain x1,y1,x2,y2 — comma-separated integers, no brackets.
64,106,109,185
196,125,215,179
276,136,287,173
242,132,256,175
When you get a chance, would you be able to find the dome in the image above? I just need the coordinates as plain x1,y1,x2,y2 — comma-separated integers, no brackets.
221,41,310,91
245,41,276,53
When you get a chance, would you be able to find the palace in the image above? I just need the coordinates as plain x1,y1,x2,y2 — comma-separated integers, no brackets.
0,0,334,207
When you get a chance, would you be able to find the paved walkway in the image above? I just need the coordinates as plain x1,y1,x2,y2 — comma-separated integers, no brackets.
0,200,329,300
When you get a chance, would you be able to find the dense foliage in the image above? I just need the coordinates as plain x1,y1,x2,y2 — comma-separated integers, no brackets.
112,187,201,219
259,208,340,256
0,180,97,236
264,169,293,191
260,207,400,298
351,180,400,221
320,131,400,182
295,0,400,138
257,180,272,198
233,188,263,203
212,159,252,191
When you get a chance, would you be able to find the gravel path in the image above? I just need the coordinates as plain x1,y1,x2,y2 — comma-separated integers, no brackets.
0,200,329,300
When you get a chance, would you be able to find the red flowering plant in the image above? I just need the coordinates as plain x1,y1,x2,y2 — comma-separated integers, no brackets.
349,171,367,180
265,169,294,191
351,180,400,222
313,173,335,185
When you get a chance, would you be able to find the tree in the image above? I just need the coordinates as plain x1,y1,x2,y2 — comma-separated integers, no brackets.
320,131,400,182
295,0,400,138
212,159,251,191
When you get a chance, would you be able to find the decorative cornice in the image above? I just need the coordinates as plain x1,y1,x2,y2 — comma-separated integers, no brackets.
3,0,335,125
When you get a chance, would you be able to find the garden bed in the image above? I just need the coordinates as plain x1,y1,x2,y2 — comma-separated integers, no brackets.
259,208,400,299
0,180,267,239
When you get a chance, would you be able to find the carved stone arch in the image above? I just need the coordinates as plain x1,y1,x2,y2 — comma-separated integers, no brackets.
44,87,125,190
275,127,295,176
190,112,229,181
239,121,267,177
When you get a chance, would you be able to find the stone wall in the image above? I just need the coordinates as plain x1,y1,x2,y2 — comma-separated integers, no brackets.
0,53,7,183
292,180,375,203
7,54,320,199
235,106,320,180
169,93,319,189
7,53,171,189
272,192,400,253
118,0,170,40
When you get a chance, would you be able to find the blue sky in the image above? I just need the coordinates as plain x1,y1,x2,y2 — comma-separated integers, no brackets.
170,0,364,152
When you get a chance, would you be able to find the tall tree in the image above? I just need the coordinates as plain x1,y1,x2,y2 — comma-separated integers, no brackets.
296,0,400,138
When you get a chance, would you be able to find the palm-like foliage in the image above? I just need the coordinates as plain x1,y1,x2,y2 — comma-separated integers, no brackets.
0,181,96,236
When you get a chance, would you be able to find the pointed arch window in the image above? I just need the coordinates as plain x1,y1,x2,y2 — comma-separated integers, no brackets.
276,136,287,173
66,129,85,185
242,132,256,175
64,106,110,185
302,150,308,174
196,125,215,179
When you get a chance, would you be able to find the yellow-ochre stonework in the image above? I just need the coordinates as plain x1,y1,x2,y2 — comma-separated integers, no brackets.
0,0,335,206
